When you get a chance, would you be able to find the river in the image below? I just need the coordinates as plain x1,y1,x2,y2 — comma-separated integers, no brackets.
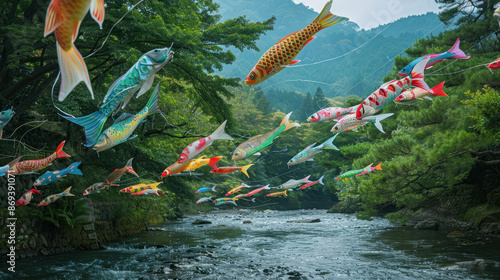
3,209,500,279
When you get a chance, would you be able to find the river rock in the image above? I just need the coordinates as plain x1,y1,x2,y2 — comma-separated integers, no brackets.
40,234,48,247
163,267,173,274
447,230,465,238
192,219,212,225
442,259,485,270
481,222,500,234
243,220,252,224
287,218,321,223
149,227,167,231
29,237,36,249
414,220,439,230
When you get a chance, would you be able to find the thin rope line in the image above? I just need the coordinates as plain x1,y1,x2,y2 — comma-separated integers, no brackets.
340,17,447,97
5,120,48,139
428,63,490,76
255,79,340,92
427,28,500,75
288,23,393,68
51,73,76,118
83,0,146,59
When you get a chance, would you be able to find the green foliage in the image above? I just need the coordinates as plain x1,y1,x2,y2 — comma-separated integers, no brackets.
462,86,500,139
300,92,314,122
0,0,276,230
333,10,500,221
464,204,500,227
386,209,424,225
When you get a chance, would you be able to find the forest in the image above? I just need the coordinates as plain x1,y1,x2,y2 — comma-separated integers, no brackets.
0,0,499,237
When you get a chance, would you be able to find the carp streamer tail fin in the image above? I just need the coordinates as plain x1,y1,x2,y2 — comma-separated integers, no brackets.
281,112,301,131
448,38,470,60
63,186,75,197
318,175,325,185
61,110,108,147
146,82,162,115
241,164,254,178
208,156,222,169
125,158,139,177
431,82,448,97
210,120,234,141
372,113,394,134
322,133,340,150
67,162,83,175
55,141,71,158
315,0,348,29
56,42,93,101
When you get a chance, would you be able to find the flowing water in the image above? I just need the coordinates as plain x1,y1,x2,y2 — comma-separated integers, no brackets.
3,209,500,279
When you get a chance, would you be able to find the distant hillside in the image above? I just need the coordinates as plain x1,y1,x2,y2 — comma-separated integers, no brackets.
215,0,447,98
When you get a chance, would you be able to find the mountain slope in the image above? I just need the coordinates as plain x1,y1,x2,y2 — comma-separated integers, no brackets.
215,0,447,98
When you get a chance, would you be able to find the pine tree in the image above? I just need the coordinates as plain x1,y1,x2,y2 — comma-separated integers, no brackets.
300,92,314,121
312,87,327,110
253,90,272,115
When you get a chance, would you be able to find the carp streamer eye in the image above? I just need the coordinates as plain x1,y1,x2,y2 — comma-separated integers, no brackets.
154,49,160,53
249,73,256,80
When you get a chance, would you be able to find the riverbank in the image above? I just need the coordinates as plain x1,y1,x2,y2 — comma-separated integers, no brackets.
0,199,161,260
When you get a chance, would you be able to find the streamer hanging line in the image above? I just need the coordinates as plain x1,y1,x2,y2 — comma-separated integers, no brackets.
83,0,147,59
253,147,289,163
255,79,341,92
50,0,147,118
337,16,450,97
288,23,393,68
427,28,500,75
428,63,490,76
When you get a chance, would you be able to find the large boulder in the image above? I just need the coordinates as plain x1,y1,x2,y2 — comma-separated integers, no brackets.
414,220,439,230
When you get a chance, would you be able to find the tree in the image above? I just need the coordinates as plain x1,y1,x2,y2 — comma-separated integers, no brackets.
300,92,313,121
435,0,498,24
0,0,275,126
253,90,272,115
312,87,327,110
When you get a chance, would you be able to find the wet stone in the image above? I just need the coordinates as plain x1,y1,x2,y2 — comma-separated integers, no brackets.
414,220,439,230
88,232,97,240
163,267,172,274
287,218,321,223
40,235,48,247
196,266,210,274
192,219,212,225
243,220,252,224
29,238,36,249
448,230,465,238
84,223,95,231
149,227,167,231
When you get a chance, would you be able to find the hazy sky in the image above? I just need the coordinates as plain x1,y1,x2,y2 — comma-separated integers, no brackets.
292,0,441,29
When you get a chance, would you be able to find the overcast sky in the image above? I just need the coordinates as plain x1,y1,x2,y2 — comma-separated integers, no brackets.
292,0,441,29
